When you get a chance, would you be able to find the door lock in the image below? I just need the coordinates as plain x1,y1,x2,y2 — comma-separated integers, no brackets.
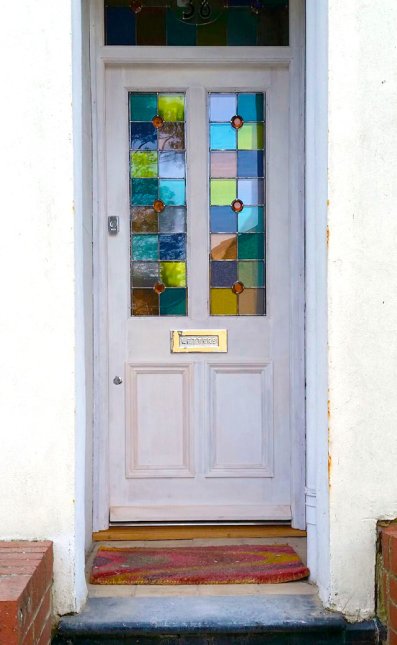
113,376,123,385
108,216,119,235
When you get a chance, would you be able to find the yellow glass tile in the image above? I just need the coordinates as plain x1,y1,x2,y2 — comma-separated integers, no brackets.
210,288,237,315
238,123,264,150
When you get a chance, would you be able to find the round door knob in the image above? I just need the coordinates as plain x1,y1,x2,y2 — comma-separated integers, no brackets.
113,376,123,385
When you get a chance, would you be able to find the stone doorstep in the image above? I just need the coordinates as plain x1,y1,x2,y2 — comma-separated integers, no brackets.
53,595,386,644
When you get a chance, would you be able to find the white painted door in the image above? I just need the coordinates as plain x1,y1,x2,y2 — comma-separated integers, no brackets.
106,62,295,523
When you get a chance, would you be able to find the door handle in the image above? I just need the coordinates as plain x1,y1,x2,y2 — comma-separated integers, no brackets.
113,376,123,385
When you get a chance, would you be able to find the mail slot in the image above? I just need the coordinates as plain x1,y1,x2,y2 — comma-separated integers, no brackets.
171,329,227,353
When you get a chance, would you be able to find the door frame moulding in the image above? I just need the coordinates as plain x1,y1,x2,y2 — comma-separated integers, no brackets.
89,0,306,532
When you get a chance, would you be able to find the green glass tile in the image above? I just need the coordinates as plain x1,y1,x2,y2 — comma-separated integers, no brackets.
197,12,227,45
237,94,264,122
227,8,257,46
131,206,158,233
129,94,157,121
159,179,186,206
131,261,159,288
131,234,159,261
238,123,264,150
158,94,185,122
160,288,187,316
238,261,265,287
160,262,186,287
131,178,158,206
132,289,159,316
136,8,166,46
238,206,264,233
210,288,237,315
130,151,158,178
166,9,197,45
238,233,265,259
210,179,236,206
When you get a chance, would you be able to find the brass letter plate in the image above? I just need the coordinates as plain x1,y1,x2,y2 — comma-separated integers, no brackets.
171,329,227,353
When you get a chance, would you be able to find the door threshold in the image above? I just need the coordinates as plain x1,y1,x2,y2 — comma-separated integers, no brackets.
93,524,306,541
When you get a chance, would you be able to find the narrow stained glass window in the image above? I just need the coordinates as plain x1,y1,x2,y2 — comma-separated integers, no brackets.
105,2,289,47
209,92,265,316
130,92,187,316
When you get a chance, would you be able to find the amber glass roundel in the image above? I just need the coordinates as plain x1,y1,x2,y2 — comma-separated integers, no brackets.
231,115,244,129
153,282,166,294
152,115,164,129
130,1,142,14
231,198,244,213
232,281,245,295
153,199,165,213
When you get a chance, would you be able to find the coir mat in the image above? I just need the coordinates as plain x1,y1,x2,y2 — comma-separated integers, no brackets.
90,544,309,585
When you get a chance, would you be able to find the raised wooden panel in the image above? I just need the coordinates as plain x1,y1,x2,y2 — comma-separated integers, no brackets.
125,364,194,478
206,363,273,478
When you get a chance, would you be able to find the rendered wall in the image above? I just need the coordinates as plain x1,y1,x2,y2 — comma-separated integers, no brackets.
327,0,397,619
0,0,87,615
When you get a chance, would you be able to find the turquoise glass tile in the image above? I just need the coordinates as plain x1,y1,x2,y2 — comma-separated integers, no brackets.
160,288,187,316
238,206,264,233
209,94,237,122
159,179,186,206
227,8,257,46
238,233,265,259
166,9,197,45
159,152,185,179
131,179,158,206
238,179,265,205
131,234,159,261
130,94,157,121
237,94,264,122
210,124,236,150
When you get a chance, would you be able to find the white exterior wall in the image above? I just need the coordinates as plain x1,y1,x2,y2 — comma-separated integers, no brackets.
0,0,87,615
327,0,397,618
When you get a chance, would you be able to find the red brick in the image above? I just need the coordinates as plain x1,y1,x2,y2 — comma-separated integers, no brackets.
21,618,35,645
36,620,52,645
33,586,52,640
389,600,397,631
383,531,391,569
389,627,397,645
390,576,397,605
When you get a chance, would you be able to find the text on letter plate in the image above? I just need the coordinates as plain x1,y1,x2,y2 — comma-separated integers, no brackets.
171,330,227,353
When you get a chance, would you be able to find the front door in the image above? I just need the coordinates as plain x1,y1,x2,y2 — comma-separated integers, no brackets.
105,61,299,523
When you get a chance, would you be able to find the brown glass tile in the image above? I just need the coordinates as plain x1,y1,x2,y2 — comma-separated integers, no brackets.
238,288,265,315
131,206,158,233
136,8,166,46
210,234,237,260
132,289,159,316
158,123,185,151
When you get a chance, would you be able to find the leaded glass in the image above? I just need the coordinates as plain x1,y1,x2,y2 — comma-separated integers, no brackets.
130,92,187,316
209,92,266,315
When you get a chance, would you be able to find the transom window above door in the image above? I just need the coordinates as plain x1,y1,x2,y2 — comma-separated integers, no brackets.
104,1,289,46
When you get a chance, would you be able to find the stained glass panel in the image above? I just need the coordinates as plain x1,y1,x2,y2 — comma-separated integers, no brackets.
209,92,266,315
130,92,187,316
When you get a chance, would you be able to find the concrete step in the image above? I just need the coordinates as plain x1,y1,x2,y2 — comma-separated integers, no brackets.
53,594,385,644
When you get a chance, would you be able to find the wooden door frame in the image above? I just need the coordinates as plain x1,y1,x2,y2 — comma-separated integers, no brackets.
89,0,306,531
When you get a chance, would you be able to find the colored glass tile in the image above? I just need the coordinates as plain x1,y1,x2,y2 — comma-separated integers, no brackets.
136,8,166,46
130,151,158,178
159,234,186,261
132,234,159,261
237,151,264,178
238,260,265,287
238,233,265,259
160,262,186,287
131,178,158,205
160,288,187,316
131,206,158,233
239,288,265,315
158,95,185,122
105,6,135,46
130,94,157,121
210,152,237,178
159,179,186,206
130,123,157,150
258,7,289,46
227,8,257,46
159,152,185,179
238,179,265,205
210,179,236,206
211,261,237,287
238,123,264,150
159,206,186,233
196,12,227,45
158,123,185,151
131,261,159,288
237,94,264,122
166,9,197,46
210,207,237,233
209,94,236,122
211,234,237,260
210,124,236,151
132,289,159,316
210,288,237,315
238,206,264,233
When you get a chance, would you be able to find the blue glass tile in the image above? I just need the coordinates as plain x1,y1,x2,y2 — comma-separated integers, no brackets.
105,7,135,46
227,8,257,45
238,206,265,233
159,152,185,179
210,206,237,233
159,234,186,260
166,9,197,45
237,151,264,177
211,261,238,287
209,94,237,122
131,235,159,261
159,179,186,206
159,206,186,233
210,124,236,150
160,288,187,316
130,123,157,150
238,179,265,205
131,179,158,206
237,94,264,122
